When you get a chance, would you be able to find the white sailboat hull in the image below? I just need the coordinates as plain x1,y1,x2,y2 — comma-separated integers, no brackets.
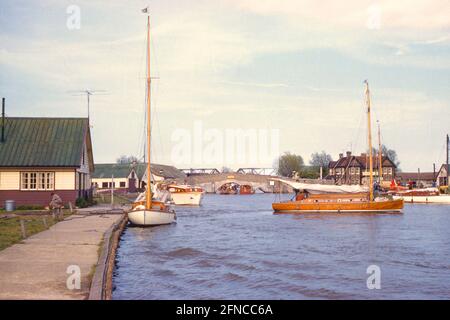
128,209,176,226
393,195,450,204
170,192,203,205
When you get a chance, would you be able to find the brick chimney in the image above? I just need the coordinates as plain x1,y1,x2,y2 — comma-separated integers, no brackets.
339,153,343,159
361,153,367,157
346,151,351,157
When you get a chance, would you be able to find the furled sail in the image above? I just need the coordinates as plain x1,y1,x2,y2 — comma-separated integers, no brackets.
272,178,369,194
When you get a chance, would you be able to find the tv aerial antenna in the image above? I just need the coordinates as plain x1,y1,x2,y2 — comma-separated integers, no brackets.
67,89,109,126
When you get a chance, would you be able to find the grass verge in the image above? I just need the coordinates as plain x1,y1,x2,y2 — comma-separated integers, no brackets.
0,210,71,251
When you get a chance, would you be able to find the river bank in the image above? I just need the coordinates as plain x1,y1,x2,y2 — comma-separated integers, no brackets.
0,210,125,299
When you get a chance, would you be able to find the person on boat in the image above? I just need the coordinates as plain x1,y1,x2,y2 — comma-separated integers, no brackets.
49,192,63,219
294,190,306,201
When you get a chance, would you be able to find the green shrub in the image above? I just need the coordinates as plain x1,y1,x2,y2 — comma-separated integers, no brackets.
75,197,88,208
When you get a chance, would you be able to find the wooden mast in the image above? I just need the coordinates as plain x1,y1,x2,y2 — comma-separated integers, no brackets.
377,120,383,183
365,80,374,201
447,134,449,189
146,15,152,210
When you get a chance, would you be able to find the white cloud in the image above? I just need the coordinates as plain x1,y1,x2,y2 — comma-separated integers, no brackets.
225,0,450,29
1,0,448,169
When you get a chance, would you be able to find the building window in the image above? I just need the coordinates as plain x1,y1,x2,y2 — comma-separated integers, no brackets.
21,172,54,190
102,182,108,188
120,182,126,188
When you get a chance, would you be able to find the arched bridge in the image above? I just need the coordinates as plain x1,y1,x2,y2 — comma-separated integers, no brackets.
179,173,328,193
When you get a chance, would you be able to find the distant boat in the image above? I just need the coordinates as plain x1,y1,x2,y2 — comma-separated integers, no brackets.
217,182,239,195
128,12,176,226
239,184,254,195
163,184,204,205
392,188,450,204
272,81,404,214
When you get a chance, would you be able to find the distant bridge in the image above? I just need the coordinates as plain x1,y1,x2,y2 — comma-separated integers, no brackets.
236,168,276,175
180,167,276,176
180,172,332,193
180,168,221,175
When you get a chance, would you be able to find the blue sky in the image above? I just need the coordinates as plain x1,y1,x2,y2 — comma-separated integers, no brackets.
0,0,449,171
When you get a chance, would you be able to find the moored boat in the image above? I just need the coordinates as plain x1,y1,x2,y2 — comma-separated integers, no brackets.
128,10,176,226
239,184,254,195
217,182,239,194
391,188,450,204
163,184,204,205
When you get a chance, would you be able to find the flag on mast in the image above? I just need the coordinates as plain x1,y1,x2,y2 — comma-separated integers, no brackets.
142,7,149,13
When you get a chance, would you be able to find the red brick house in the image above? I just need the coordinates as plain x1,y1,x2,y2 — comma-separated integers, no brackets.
328,151,396,185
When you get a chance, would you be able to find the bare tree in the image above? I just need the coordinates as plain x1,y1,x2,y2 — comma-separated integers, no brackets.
116,155,139,164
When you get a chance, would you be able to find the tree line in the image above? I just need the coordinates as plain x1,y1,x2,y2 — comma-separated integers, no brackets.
114,144,401,179
276,146,400,179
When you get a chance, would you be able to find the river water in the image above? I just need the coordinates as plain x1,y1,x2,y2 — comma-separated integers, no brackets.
112,194,450,299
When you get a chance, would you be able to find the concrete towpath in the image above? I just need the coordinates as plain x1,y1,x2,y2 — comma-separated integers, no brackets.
0,212,124,299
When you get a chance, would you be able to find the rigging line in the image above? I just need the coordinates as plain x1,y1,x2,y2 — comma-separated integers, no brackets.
140,22,151,164
149,29,165,165
137,28,147,161
152,66,166,164
436,140,446,164
151,86,166,165
352,105,364,153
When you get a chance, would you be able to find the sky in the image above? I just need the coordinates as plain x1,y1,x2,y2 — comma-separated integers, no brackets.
0,0,449,172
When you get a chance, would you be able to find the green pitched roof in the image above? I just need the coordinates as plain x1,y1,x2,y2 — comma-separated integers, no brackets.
92,163,185,180
0,117,89,167
135,163,186,179
92,163,134,179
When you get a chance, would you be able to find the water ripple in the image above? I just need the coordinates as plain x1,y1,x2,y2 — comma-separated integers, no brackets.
113,194,450,300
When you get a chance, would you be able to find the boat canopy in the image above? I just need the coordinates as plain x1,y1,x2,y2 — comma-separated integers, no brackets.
272,178,369,194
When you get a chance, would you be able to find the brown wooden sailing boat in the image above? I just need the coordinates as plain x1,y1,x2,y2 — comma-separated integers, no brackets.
272,81,404,213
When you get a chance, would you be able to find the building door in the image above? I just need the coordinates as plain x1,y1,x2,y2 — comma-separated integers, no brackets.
128,178,137,193
78,172,82,198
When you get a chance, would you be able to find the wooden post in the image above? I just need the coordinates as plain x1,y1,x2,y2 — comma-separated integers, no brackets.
433,163,436,182
42,217,48,229
111,175,114,208
447,134,449,190
69,201,73,214
20,220,26,238
418,168,421,188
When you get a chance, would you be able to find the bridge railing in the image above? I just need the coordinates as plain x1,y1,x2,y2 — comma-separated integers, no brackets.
235,168,276,175
180,168,221,175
